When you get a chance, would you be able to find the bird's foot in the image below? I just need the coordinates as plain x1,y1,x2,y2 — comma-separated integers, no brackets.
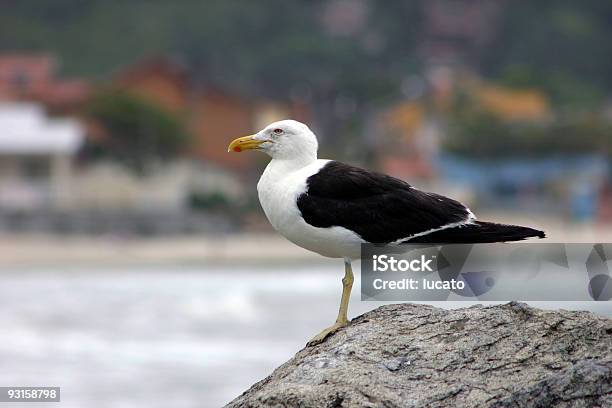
306,320,349,347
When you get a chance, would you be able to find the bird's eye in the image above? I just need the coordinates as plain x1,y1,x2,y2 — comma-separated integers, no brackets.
273,128,283,134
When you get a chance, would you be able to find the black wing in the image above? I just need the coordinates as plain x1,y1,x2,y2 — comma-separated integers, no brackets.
296,161,471,243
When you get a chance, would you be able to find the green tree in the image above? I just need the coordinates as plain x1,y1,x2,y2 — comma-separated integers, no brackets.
445,103,612,158
85,90,189,173
483,2,612,109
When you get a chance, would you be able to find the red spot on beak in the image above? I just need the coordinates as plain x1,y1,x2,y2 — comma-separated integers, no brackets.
233,146,242,152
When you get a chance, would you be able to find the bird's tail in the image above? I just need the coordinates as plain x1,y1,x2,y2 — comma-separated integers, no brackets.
407,221,545,244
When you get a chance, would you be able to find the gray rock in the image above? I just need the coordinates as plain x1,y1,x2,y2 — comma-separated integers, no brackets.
225,302,612,408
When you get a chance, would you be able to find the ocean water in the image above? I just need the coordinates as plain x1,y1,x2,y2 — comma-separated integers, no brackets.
0,262,610,408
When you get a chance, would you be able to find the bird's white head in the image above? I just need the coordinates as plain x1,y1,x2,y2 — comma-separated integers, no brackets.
228,119,318,163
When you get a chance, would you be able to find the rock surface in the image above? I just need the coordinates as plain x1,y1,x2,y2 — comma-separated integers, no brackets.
226,302,611,408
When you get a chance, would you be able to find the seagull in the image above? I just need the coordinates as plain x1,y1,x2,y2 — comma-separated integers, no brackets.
228,120,545,345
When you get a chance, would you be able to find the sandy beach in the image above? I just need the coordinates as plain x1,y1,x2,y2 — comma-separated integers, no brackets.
0,214,610,266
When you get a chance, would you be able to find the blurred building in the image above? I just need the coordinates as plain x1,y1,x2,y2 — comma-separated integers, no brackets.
370,76,612,221
0,103,83,211
0,53,90,112
373,101,437,181
374,76,550,180
115,57,295,173
436,154,609,219
0,55,274,232
0,56,289,233
472,84,550,122
0,101,240,234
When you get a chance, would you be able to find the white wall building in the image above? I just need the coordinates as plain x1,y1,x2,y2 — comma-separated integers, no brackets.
0,103,83,211
0,103,246,220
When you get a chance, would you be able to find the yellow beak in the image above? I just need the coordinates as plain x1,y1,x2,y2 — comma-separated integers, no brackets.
227,134,264,152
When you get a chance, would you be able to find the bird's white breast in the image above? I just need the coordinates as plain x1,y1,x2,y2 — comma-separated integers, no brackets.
257,159,364,259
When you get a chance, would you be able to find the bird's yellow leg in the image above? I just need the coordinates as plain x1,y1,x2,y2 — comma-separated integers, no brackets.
307,259,354,346
335,259,354,326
